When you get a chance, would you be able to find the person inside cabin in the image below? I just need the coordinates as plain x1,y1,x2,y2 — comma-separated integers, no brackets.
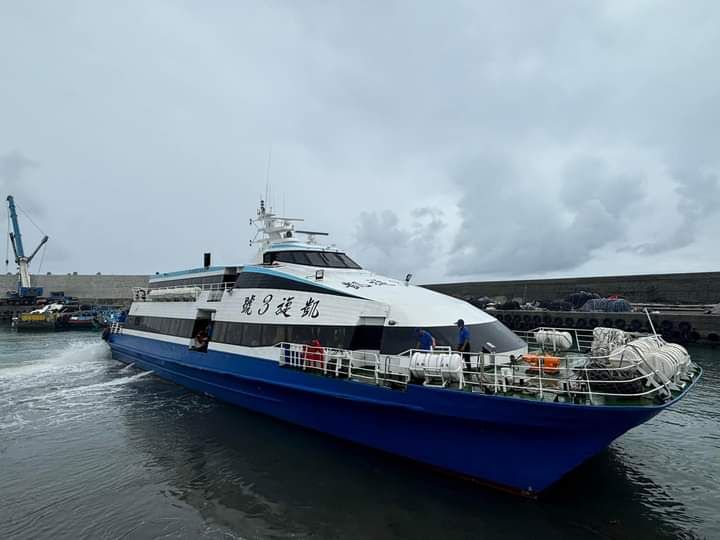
456,319,472,370
415,328,436,350
192,327,209,352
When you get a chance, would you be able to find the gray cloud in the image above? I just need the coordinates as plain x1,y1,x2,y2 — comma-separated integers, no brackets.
630,171,720,255
0,151,44,215
0,2,718,278
560,157,646,219
448,154,653,276
0,151,37,185
354,208,446,280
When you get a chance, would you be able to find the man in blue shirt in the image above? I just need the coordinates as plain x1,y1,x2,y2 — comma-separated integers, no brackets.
456,319,472,370
415,328,436,350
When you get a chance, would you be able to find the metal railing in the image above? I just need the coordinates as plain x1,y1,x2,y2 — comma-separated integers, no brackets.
455,327,695,403
270,337,692,403
107,323,697,405
110,322,123,334
458,356,674,402
275,342,409,388
132,282,236,302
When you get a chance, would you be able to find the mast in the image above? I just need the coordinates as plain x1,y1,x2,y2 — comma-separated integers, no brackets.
6,195,48,291
250,199,304,261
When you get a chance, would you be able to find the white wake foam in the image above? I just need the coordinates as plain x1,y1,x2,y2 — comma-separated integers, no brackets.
0,340,110,382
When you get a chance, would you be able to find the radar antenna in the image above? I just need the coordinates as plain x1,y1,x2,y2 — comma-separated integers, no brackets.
249,201,330,261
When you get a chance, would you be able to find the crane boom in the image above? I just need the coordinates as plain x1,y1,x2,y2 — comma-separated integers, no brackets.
7,195,25,258
6,195,48,295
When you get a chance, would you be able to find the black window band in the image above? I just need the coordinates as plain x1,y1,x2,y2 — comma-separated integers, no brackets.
124,316,524,354
263,250,362,269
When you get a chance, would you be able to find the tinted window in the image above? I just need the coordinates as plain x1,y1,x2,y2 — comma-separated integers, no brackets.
321,252,344,267
226,322,244,344
263,324,286,346
274,252,295,264
306,252,326,266
293,251,311,265
349,325,384,350
244,325,261,347
287,325,314,345
338,253,362,269
264,250,362,269
318,326,350,349
380,322,525,354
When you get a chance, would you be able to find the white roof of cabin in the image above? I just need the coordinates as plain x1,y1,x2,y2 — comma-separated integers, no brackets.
248,263,495,327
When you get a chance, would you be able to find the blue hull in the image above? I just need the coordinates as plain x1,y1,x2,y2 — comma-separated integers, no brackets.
108,333,688,494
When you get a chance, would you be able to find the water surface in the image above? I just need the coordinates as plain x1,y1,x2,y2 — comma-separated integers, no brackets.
1,327,718,539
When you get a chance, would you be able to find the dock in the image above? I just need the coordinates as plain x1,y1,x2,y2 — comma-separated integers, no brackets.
0,273,148,322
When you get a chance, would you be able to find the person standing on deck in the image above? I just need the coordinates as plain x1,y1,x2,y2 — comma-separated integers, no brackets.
415,328,436,350
456,319,472,370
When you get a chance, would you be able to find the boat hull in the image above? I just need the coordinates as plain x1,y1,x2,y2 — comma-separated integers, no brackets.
107,333,688,494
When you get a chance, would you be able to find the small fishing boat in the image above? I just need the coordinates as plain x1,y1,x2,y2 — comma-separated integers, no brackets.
105,201,701,495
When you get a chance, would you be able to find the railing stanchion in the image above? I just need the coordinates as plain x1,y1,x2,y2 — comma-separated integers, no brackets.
480,351,485,392
486,342,496,393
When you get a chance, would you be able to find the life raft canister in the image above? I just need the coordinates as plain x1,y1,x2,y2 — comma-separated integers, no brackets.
522,354,561,374
304,339,325,369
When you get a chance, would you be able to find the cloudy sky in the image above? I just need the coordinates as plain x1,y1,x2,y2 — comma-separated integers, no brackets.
2,1,719,283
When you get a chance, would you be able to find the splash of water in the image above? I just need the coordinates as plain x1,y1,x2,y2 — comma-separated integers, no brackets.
0,340,110,381
0,337,152,437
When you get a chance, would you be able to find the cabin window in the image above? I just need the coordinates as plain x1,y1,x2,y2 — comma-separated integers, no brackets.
244,324,261,347
263,324,287,346
306,252,326,267
265,250,362,269
349,325,384,350
317,326,351,349
379,322,525,355
291,251,311,265
337,254,361,269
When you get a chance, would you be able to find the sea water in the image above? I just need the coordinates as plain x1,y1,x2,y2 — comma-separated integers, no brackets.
1,326,718,539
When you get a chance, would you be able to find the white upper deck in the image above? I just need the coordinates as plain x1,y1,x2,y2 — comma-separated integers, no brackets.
243,200,494,327
247,263,495,327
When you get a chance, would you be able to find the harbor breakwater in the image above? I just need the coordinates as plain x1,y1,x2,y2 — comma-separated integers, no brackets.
426,271,720,344
426,271,720,305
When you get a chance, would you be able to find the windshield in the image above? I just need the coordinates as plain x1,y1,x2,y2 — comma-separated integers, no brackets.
264,250,362,269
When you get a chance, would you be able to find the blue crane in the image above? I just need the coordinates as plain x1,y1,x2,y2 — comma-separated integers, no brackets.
6,195,48,301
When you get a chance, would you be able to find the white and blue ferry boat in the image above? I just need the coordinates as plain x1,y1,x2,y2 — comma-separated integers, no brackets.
106,201,701,495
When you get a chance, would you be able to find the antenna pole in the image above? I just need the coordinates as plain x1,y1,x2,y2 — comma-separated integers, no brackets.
265,144,273,206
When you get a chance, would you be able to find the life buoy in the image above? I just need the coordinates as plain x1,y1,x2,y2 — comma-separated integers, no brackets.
522,354,561,374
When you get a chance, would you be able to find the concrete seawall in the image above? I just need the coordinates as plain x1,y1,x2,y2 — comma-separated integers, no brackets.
0,274,149,302
425,271,720,305
425,271,720,344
